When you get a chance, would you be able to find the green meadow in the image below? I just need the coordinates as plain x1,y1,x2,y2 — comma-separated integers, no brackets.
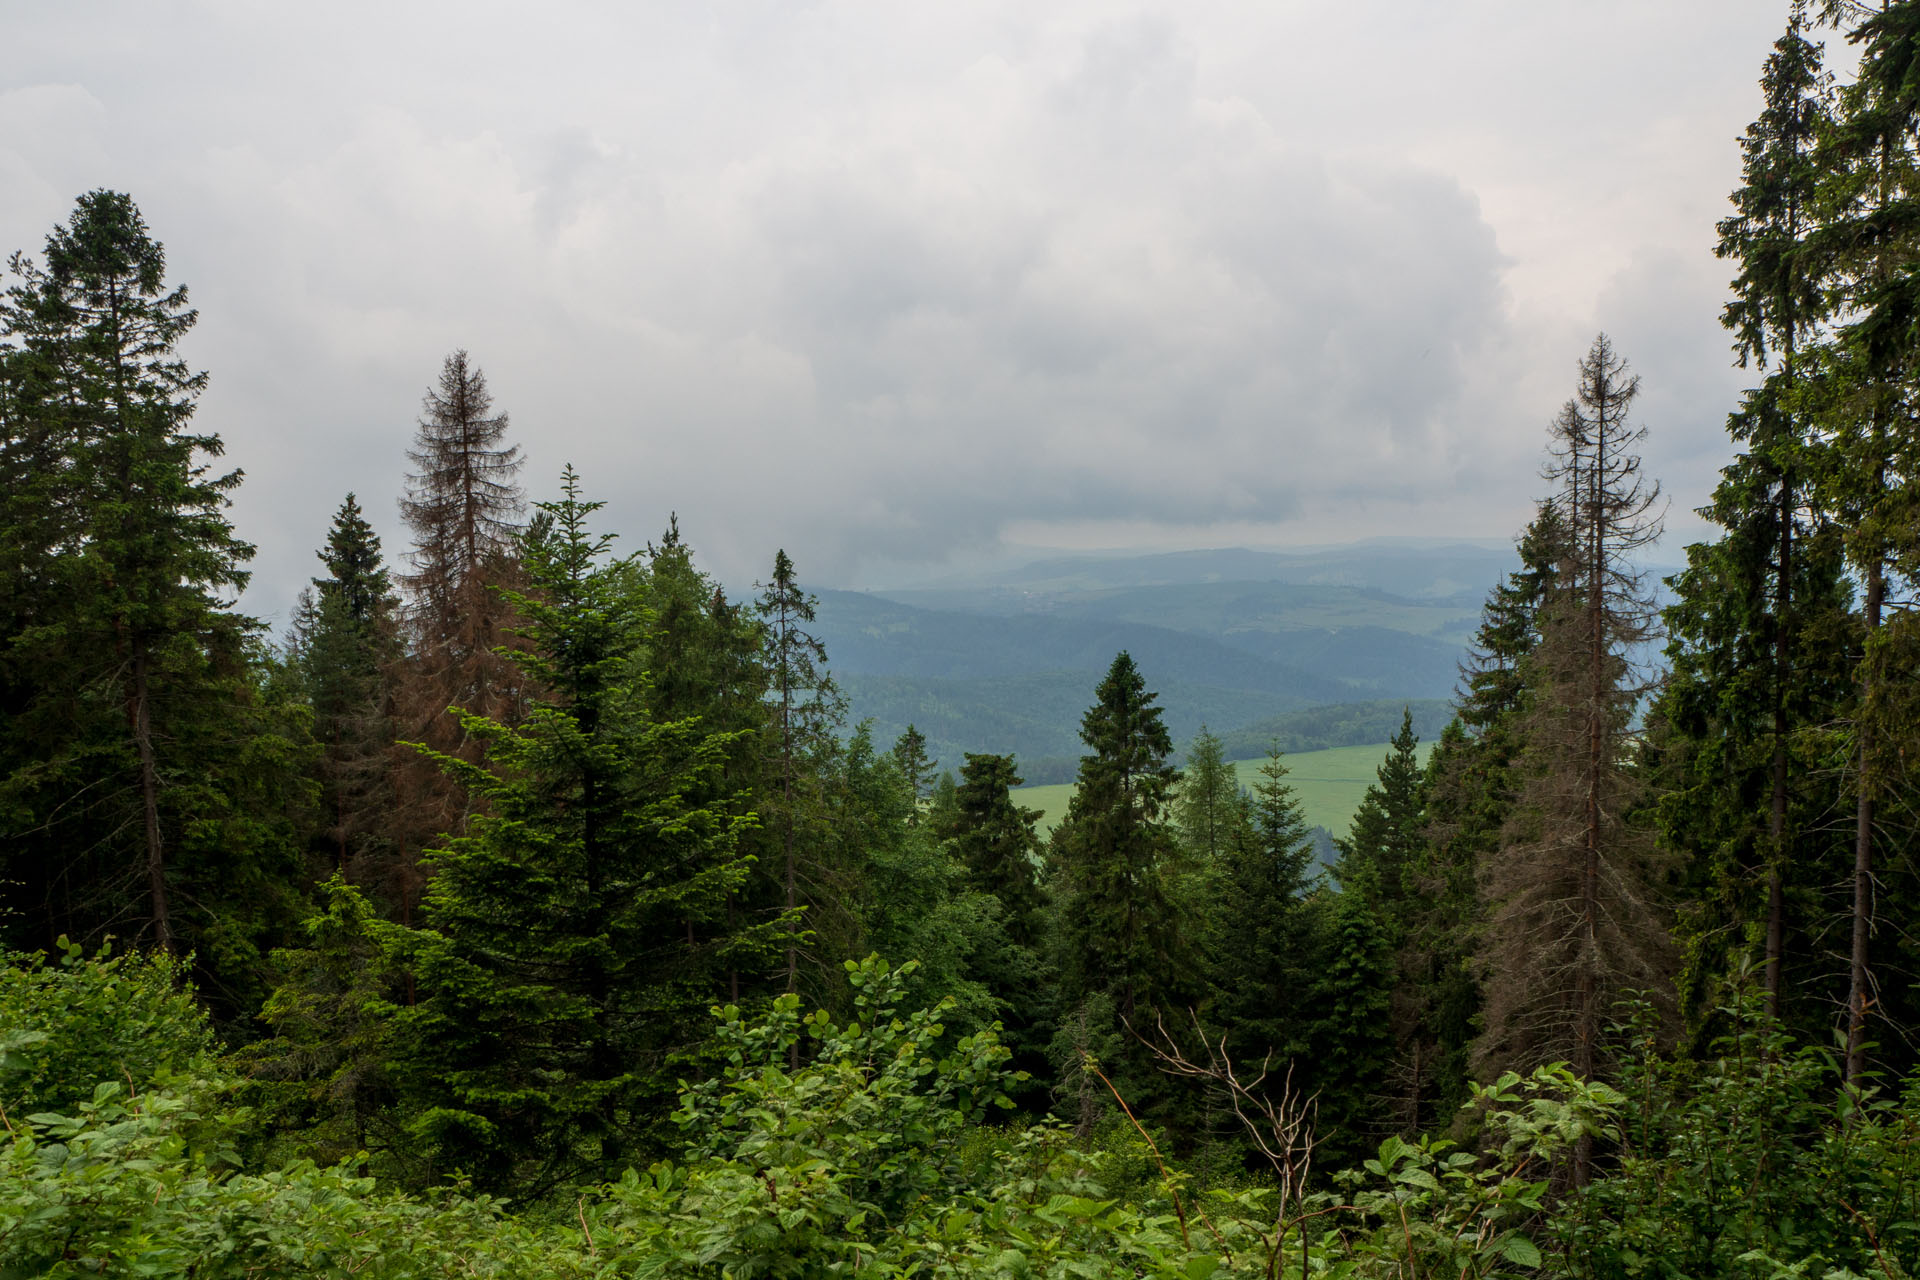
1011,739,1437,838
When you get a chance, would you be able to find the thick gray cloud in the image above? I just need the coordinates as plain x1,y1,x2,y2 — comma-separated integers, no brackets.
2,0,1806,616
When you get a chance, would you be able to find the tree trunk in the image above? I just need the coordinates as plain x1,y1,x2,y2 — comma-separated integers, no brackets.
1847,559,1882,1088
1766,490,1791,1020
129,647,171,952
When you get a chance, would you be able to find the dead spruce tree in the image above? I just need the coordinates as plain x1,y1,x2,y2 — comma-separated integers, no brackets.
1477,336,1674,1181
390,351,528,925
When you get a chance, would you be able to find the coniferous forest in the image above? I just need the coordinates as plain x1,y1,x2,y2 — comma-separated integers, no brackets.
8,6,1920,1277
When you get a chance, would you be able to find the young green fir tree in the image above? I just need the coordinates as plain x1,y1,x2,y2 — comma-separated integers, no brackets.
1334,710,1424,914
944,750,1052,1090
1205,746,1321,1101
387,469,777,1196
293,494,402,896
950,752,1047,949
1049,652,1199,1130
1175,726,1243,866
632,517,774,1004
892,723,935,819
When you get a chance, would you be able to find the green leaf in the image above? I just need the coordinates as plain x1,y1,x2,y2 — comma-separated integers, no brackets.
1496,1234,1542,1268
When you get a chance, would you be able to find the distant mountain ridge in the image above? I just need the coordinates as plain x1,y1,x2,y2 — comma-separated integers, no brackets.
805,541,1517,782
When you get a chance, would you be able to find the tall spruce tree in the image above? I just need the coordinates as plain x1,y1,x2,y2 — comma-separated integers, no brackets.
1049,652,1200,1134
1477,339,1673,1149
755,549,847,998
390,350,528,927
634,518,776,1001
893,724,935,816
1658,4,1858,1044
1051,652,1193,1026
0,193,308,1009
1801,0,1920,1086
1335,711,1423,910
1332,711,1441,1137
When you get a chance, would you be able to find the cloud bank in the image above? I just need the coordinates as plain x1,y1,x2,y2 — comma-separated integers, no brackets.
2,1,1798,615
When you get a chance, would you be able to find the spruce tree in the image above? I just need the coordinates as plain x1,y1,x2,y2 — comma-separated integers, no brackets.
1048,652,1201,1134
1332,711,1442,1136
296,494,401,895
1799,0,1920,1086
1206,746,1320,1095
390,350,528,927
1478,339,1673,1145
0,193,307,1008
634,518,777,1001
892,724,935,816
1657,3,1854,1041
1335,711,1423,911
388,469,771,1195
949,752,1047,949
755,548,847,998
1051,652,1193,1026
1175,726,1242,866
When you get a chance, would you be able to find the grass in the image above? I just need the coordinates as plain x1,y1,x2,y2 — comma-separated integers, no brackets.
1011,740,1437,838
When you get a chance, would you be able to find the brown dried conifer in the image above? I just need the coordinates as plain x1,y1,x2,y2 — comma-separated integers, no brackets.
1475,337,1675,1182
388,351,530,925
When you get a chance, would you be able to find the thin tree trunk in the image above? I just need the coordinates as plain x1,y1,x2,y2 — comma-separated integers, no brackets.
402,848,417,1006
335,721,349,869
129,648,171,952
779,596,799,1071
1766,489,1792,1020
1850,54,1893,1091
781,599,797,998
1847,558,1882,1087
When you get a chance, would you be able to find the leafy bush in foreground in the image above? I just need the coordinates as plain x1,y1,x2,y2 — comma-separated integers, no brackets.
0,940,218,1119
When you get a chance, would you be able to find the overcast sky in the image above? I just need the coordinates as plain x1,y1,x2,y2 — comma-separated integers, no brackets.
3,1,1829,618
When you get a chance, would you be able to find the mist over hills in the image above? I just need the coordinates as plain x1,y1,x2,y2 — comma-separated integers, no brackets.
893,540,1518,599
810,542,1516,782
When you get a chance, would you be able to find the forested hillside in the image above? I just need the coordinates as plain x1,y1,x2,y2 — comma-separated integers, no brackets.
9,5,1920,1277
816,556,1482,780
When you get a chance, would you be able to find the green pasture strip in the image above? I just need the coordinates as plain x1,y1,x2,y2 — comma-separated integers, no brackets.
1012,739,1436,838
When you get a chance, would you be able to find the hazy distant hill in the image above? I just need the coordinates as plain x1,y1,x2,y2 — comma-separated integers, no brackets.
811,589,1353,698
809,542,1515,782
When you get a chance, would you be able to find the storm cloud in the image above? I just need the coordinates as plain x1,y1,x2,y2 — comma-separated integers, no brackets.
2,1,1800,615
